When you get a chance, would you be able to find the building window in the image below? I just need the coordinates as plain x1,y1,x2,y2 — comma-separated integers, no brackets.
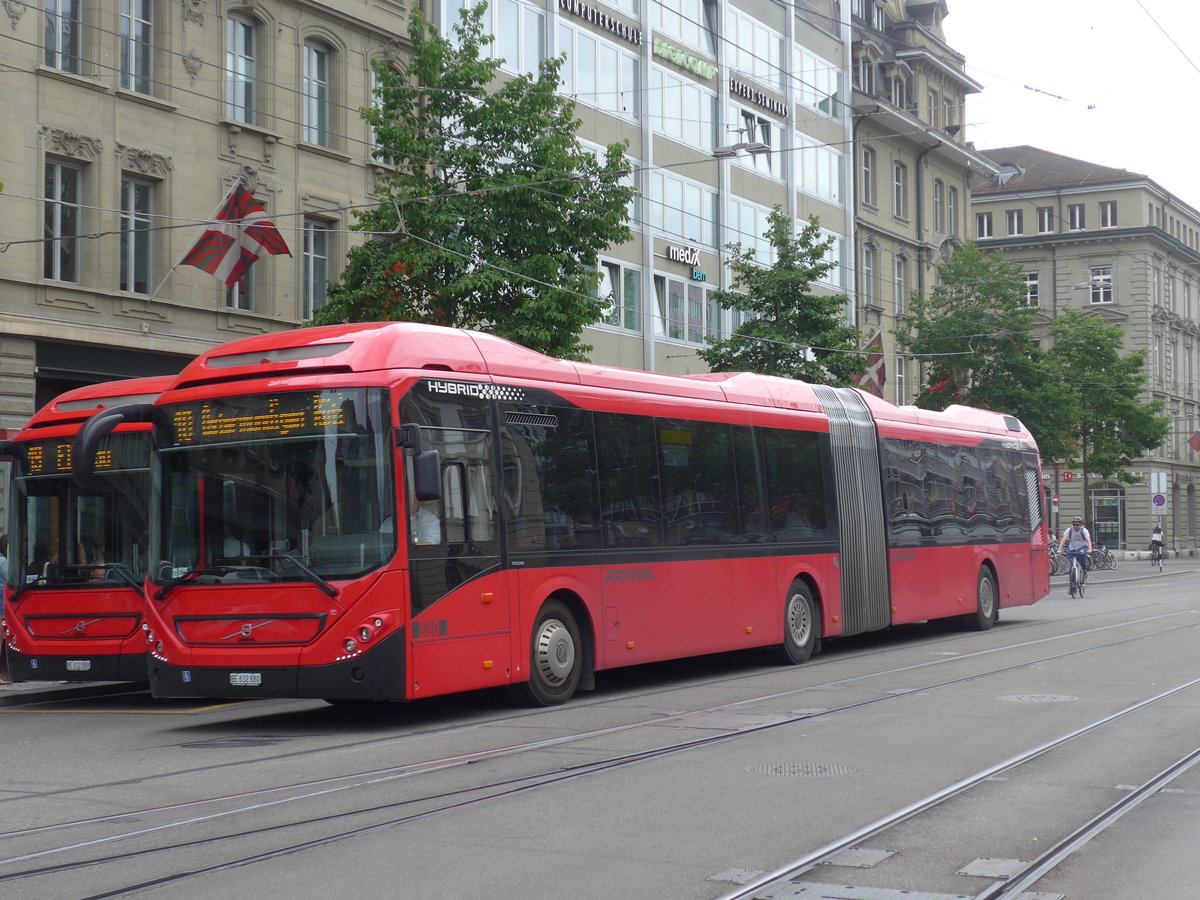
649,0,718,56
933,179,945,232
120,0,152,93
649,66,717,152
119,178,153,294
1100,200,1117,228
1006,209,1023,236
44,160,82,283
976,212,993,239
303,41,330,146
796,132,843,203
1038,206,1055,233
227,271,255,311
653,275,718,344
1068,203,1086,231
647,170,718,247
892,162,907,218
861,146,875,206
726,197,773,262
862,244,876,305
727,8,784,92
599,260,642,332
302,219,330,319
1023,272,1039,307
560,23,640,120
894,256,907,315
495,0,545,76
736,109,774,177
894,354,905,404
947,186,958,235
45,0,82,73
226,15,257,124
927,89,939,128
1089,265,1113,304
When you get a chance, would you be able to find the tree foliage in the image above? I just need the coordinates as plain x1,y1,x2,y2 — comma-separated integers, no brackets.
697,208,864,384
313,5,634,360
895,243,1073,457
1047,310,1169,483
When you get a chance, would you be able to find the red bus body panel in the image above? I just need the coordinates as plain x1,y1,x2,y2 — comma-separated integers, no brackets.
3,376,172,683
131,324,1048,702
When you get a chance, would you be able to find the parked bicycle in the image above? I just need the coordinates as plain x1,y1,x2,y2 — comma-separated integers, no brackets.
1090,543,1118,571
1048,545,1070,576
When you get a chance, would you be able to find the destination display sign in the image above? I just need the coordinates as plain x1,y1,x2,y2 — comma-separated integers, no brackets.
20,435,148,476
166,390,363,445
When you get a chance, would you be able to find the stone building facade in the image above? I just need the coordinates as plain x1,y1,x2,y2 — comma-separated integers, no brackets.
971,144,1200,551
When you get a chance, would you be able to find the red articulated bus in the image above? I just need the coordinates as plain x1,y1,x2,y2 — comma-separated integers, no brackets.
2,376,172,682
76,323,1049,705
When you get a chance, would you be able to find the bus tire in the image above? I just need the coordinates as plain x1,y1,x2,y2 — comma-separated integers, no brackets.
967,566,998,631
766,581,819,665
512,599,581,707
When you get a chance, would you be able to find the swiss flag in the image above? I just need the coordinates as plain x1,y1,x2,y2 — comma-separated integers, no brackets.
181,183,290,286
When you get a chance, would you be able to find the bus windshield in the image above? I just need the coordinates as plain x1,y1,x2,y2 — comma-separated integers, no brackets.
10,432,152,591
153,388,395,585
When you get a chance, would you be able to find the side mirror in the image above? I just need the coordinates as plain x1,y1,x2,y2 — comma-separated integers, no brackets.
412,449,441,502
74,402,156,490
0,440,24,462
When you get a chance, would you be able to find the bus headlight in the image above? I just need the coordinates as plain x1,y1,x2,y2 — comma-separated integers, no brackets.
358,626,372,642
344,638,357,653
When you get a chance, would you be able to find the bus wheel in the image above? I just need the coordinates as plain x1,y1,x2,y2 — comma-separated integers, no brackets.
766,581,819,665
967,567,998,631
513,599,581,706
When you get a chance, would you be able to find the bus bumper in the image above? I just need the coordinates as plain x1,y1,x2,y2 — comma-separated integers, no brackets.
146,628,408,701
5,647,148,683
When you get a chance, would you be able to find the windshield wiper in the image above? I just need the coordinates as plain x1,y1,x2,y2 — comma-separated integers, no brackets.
103,565,144,593
153,567,216,601
270,552,339,599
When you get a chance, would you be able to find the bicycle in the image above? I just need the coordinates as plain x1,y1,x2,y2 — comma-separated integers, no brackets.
1090,543,1117,571
1149,541,1164,572
1067,549,1088,597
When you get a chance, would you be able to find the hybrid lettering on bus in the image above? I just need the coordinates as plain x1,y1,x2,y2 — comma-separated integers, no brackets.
2,376,170,682
76,324,1049,705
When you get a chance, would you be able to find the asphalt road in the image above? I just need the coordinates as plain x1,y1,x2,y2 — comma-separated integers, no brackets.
2,558,1198,899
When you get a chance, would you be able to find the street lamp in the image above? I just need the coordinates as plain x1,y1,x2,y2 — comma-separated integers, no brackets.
713,140,770,158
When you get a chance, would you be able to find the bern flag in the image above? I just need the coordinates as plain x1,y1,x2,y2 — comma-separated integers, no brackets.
856,330,886,398
181,184,290,286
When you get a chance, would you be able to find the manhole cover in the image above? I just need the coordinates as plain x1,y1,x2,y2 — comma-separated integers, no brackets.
745,762,858,777
997,694,1078,703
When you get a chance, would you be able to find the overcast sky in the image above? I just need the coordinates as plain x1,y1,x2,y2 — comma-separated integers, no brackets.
941,0,1200,208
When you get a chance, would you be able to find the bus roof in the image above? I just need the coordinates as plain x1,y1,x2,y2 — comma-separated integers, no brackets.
167,322,1030,440
18,375,173,435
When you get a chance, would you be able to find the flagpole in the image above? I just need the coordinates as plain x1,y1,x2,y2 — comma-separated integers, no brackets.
142,177,244,310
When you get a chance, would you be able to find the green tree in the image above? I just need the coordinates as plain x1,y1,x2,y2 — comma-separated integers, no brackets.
895,243,1073,458
697,208,864,383
314,5,634,360
1047,311,1170,504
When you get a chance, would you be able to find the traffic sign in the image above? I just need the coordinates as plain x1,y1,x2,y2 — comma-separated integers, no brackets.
1190,432,1200,453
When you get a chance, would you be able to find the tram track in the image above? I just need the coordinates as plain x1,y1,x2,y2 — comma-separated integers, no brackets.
3,597,1200,896
712,677,1200,899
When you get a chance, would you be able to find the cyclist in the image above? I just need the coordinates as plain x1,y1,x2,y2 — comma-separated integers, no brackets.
1058,515,1092,597
1149,525,1165,563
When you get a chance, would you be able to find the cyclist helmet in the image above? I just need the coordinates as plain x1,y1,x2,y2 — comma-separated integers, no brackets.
1072,516,1083,524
